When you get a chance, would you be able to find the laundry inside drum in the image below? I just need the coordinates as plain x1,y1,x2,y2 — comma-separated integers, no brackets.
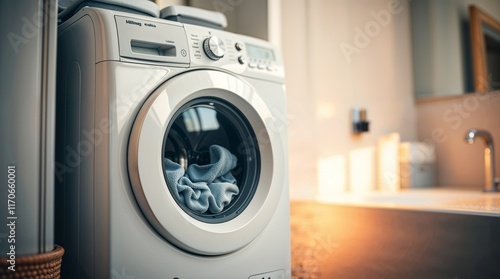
162,97,261,223
164,144,240,214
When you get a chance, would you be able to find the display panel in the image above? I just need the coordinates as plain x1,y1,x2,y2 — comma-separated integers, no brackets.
246,43,275,61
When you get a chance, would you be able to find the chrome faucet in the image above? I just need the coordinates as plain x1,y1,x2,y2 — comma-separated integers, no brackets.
465,129,499,192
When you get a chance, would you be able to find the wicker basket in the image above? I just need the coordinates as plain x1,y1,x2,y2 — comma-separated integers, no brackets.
0,245,64,279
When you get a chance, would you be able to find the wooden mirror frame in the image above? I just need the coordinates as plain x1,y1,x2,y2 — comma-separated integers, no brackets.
470,5,500,93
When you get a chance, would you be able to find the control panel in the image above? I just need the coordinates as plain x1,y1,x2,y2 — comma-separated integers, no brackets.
114,14,283,80
183,23,282,79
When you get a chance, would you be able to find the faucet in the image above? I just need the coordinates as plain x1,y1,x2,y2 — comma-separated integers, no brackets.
465,129,499,192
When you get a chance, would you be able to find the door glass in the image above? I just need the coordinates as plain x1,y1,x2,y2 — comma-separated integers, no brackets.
162,97,261,223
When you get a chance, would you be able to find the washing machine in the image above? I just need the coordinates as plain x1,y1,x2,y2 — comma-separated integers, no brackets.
55,4,290,279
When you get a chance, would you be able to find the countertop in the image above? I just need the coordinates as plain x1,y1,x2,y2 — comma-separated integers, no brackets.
290,198,500,279
316,188,500,216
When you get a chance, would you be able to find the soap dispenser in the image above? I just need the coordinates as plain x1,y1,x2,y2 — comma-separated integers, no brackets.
352,108,370,134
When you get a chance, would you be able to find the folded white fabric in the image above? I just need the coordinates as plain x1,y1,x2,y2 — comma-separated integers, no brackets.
164,145,239,214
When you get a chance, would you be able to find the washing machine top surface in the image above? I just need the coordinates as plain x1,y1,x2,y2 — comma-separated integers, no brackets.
58,0,160,21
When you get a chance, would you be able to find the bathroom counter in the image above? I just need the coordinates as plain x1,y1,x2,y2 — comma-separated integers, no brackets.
316,188,500,216
290,199,500,279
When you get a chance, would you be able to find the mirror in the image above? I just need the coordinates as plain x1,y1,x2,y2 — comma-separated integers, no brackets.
411,0,500,99
470,5,500,92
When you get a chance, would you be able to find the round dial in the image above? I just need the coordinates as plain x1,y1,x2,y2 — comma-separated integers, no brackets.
203,36,225,60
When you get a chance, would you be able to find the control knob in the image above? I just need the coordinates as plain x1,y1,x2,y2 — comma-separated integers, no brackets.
203,36,225,60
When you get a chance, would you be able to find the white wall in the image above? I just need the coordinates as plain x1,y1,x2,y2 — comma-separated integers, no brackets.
282,0,417,200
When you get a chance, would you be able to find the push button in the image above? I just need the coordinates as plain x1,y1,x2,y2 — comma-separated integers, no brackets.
238,56,246,64
257,64,265,70
235,42,243,51
248,63,257,68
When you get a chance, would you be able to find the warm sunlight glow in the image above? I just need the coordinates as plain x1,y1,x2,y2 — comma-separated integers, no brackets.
378,133,401,192
349,146,376,193
316,103,336,119
317,155,347,199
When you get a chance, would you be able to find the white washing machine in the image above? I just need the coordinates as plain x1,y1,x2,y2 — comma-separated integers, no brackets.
55,5,290,279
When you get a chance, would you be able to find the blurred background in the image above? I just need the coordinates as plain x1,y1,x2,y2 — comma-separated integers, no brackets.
154,0,500,201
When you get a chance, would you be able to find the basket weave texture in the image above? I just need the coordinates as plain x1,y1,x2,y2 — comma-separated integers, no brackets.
0,245,64,279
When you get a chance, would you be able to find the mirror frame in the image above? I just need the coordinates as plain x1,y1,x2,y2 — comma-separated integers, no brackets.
470,5,500,93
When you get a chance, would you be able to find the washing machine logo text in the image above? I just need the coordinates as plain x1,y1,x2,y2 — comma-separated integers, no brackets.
126,20,142,27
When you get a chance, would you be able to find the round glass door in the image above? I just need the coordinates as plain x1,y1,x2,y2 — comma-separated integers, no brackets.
128,70,286,255
162,97,260,223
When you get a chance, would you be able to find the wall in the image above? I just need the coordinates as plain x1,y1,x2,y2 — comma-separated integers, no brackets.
156,0,269,40
416,93,500,189
283,0,417,200
412,0,500,98
189,0,268,40
155,0,186,8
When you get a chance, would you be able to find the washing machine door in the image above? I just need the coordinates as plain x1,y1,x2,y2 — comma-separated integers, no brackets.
128,70,285,256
